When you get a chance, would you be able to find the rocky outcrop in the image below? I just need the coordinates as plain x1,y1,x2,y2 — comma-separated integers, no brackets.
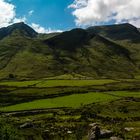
88,123,114,140
88,123,100,140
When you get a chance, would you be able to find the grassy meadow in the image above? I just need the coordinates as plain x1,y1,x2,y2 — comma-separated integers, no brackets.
0,92,119,111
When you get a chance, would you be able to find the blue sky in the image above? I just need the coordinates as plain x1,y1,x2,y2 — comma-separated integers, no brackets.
10,0,75,31
0,0,140,33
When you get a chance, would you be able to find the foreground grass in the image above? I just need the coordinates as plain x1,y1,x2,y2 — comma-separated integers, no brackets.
0,92,119,112
0,79,139,140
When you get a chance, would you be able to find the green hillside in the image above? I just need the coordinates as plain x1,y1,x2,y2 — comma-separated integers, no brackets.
0,22,37,40
87,23,140,41
0,22,140,79
87,23,140,76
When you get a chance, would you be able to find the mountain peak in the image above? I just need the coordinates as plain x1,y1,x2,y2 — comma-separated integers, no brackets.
45,28,92,50
0,22,37,40
87,23,140,41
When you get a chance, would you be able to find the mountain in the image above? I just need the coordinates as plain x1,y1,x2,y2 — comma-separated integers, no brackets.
87,23,140,42
0,22,37,40
45,28,92,50
0,22,139,79
87,23,140,75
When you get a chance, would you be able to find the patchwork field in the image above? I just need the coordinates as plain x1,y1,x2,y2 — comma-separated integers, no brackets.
0,92,119,111
0,79,140,140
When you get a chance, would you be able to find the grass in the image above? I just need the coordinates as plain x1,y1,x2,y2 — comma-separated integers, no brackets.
0,79,116,87
105,91,140,98
36,79,116,87
0,92,119,112
0,79,139,140
0,80,40,87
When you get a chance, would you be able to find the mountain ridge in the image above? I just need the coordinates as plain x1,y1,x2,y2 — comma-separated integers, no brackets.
0,22,37,40
0,22,139,79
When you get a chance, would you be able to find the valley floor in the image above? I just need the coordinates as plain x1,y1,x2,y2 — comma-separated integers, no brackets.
0,78,140,140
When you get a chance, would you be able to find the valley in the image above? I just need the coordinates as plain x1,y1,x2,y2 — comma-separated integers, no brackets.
0,22,140,140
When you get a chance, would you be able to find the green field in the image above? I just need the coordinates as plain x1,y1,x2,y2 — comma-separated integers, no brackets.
0,92,119,111
0,79,116,87
0,80,40,87
1,91,140,112
108,91,140,97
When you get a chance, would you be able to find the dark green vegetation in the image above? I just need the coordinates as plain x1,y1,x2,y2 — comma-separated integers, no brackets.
0,22,140,79
0,23,140,139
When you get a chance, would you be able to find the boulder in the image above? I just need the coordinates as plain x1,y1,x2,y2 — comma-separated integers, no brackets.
88,124,100,140
100,129,113,138
110,136,123,140
88,123,114,139
67,130,72,134
124,127,134,132
20,122,33,129
89,123,98,127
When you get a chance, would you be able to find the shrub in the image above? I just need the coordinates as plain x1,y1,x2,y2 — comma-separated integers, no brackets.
0,119,21,140
8,74,15,79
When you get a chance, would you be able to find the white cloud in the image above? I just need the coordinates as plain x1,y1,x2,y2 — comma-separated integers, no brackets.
0,0,26,27
28,10,34,16
13,17,26,23
31,23,63,33
0,0,62,33
0,0,15,27
69,0,140,27
128,19,140,28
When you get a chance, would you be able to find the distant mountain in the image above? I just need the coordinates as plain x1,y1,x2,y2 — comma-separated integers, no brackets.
87,23,140,75
0,22,37,40
45,28,93,50
0,23,139,79
87,23,140,42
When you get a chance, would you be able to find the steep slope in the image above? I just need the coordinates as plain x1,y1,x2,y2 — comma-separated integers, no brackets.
0,22,37,40
38,32,60,40
87,23,140,42
45,28,91,50
87,23,140,76
44,29,136,78
0,23,139,79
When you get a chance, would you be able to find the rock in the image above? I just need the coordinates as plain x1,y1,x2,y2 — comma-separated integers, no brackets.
124,127,134,132
89,123,98,127
44,129,49,133
89,132,96,140
42,130,50,139
100,129,113,138
110,136,123,140
88,124,100,140
20,122,33,129
67,130,72,134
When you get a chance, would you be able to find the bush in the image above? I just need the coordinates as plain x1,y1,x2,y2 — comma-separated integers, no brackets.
0,119,21,140
8,74,15,79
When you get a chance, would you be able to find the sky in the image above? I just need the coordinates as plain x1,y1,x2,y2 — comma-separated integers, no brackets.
0,0,140,33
